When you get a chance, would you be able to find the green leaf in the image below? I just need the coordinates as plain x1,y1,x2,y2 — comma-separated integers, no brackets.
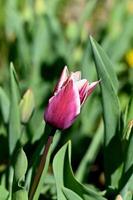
12,148,28,200
90,36,122,187
120,98,133,198
120,126,133,199
9,63,21,155
12,189,28,200
76,121,104,182
83,194,103,200
0,87,10,123
0,185,9,200
123,192,132,200
125,97,133,126
53,141,106,200
62,187,83,200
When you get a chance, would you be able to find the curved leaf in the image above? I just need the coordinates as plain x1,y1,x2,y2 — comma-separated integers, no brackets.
0,185,9,200
0,87,10,123
63,187,83,200
53,141,106,200
9,63,21,155
90,36,123,187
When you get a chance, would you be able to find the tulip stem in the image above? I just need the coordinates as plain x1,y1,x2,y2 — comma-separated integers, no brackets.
29,127,56,200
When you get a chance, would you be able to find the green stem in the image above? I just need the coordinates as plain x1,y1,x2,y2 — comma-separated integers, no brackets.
29,127,56,200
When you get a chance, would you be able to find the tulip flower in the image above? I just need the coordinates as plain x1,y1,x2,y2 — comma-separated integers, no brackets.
44,66,99,130
30,67,100,200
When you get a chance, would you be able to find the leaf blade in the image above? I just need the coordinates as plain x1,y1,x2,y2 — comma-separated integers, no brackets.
9,63,21,155
90,36,122,187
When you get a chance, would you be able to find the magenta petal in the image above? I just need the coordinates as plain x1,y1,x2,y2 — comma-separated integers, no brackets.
76,79,88,91
78,81,88,104
54,66,69,93
87,81,100,96
80,80,100,105
44,79,80,129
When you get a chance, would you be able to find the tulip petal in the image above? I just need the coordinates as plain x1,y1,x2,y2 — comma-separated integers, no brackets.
76,79,88,91
54,66,69,93
87,81,100,96
71,71,81,81
44,79,80,129
80,80,100,105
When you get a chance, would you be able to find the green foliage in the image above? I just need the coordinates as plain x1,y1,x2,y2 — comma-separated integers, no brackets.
9,63,21,155
53,141,106,200
13,148,28,188
12,148,28,200
0,87,10,123
19,89,35,124
90,36,123,188
0,185,9,200
0,0,133,199
12,190,28,200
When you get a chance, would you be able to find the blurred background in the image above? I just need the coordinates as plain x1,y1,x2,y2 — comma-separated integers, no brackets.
0,0,133,198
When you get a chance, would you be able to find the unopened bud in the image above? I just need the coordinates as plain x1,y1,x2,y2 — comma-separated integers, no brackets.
14,148,28,184
20,89,35,124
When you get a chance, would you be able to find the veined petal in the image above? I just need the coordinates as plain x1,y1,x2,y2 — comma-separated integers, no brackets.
78,81,88,104
54,66,69,93
71,71,81,81
44,79,80,129
87,80,100,96
76,79,88,91
80,80,100,105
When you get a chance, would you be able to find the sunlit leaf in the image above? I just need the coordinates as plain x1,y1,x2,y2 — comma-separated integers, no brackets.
0,87,10,124
90,36,123,187
62,187,83,200
0,185,9,200
9,63,21,155
53,141,106,200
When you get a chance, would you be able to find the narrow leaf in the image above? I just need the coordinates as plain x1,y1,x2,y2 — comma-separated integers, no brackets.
0,185,9,200
76,121,104,182
0,87,10,123
12,189,28,200
90,36,122,187
63,187,83,200
53,141,106,200
120,126,133,198
9,63,21,155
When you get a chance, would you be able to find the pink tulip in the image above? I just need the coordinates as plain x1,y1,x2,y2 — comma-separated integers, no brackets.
44,66,100,130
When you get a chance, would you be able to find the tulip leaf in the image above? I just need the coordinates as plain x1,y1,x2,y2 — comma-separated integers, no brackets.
62,187,83,200
121,95,133,200
76,121,104,182
0,185,9,200
120,126,133,199
90,36,123,187
123,97,133,141
53,141,106,200
9,63,21,155
0,87,10,124
124,96,133,127
122,191,132,200
12,189,28,200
